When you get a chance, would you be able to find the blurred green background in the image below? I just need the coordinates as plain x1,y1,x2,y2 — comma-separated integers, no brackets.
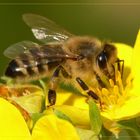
0,0,140,76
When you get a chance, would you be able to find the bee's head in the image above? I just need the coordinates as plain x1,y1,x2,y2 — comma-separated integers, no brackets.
96,42,117,76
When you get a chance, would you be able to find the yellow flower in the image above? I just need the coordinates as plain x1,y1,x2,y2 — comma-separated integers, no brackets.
44,30,140,135
0,84,44,129
2,29,140,139
0,98,31,140
0,86,81,140
100,30,140,121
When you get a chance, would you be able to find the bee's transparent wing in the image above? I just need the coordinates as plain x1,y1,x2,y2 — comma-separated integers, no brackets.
4,41,78,61
22,13,73,43
4,41,41,59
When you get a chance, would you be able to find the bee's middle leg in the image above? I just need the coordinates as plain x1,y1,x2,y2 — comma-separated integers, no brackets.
76,77,99,100
48,65,71,106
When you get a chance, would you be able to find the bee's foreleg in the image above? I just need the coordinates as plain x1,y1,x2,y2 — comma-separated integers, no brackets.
115,59,124,79
76,77,99,100
48,65,71,106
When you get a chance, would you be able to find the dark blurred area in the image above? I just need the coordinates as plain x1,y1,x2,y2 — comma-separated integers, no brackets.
0,0,140,76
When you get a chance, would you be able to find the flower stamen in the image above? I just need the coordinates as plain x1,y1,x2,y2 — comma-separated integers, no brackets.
96,70,132,112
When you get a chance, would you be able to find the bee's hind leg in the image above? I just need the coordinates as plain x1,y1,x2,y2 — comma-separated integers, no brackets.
48,65,71,107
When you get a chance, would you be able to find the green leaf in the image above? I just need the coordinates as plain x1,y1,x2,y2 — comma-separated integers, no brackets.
118,118,140,140
39,79,47,95
100,126,132,140
60,82,83,96
88,98,102,135
0,76,14,85
54,109,73,124
100,126,112,140
40,96,46,112
31,113,45,128
76,127,98,140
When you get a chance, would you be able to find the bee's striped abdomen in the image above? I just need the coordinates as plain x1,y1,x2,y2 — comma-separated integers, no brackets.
22,59,36,76
5,59,26,78
5,57,61,81
5,44,66,81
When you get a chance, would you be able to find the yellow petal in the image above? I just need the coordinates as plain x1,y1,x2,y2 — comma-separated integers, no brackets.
46,91,88,110
0,98,31,140
54,105,90,128
131,29,140,93
32,114,80,140
115,43,133,68
115,43,133,81
9,85,44,113
101,95,140,121
12,92,43,113
46,91,73,106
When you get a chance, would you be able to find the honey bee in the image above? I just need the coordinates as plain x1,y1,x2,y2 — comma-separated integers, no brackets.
4,13,119,106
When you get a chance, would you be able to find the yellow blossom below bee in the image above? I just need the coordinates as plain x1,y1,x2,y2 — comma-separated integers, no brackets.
0,98,31,140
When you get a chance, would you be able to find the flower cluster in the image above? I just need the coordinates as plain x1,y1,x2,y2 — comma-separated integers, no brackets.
0,30,140,140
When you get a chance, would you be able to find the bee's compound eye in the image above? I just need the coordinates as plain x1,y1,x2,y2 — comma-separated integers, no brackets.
97,51,107,69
